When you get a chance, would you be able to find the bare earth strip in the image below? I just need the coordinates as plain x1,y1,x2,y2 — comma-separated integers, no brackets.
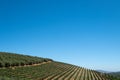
76,67,83,80
44,63,71,80
64,67,78,80
70,67,80,80
51,66,74,80
58,66,76,80
0,61,52,70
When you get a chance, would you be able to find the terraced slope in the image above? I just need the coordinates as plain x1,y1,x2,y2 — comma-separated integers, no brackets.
0,52,118,80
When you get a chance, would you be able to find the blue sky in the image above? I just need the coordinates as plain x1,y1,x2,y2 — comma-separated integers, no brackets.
0,0,120,71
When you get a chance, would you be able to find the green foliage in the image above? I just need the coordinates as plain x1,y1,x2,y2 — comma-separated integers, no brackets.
0,61,112,80
104,73,120,80
0,52,53,68
0,52,119,80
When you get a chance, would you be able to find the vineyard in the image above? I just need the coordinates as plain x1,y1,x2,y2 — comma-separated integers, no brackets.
0,52,52,68
0,52,119,80
0,61,109,80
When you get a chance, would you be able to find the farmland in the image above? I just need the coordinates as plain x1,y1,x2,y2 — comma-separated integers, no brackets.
0,52,119,80
0,61,109,80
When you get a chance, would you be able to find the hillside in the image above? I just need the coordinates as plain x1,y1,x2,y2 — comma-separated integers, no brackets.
0,52,119,80
109,72,120,79
109,72,120,75
0,52,52,68
96,70,111,73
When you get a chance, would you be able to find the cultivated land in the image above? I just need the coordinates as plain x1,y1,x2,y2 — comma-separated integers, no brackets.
0,52,119,80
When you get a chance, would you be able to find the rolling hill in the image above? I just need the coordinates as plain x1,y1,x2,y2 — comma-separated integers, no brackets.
109,72,120,79
0,52,119,80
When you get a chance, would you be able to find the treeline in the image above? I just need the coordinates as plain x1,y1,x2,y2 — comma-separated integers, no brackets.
103,73,120,80
0,52,53,68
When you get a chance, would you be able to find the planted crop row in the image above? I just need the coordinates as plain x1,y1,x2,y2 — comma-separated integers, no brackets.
43,62,110,80
0,61,115,80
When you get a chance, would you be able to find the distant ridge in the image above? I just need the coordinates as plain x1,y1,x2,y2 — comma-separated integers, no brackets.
109,72,120,79
96,70,111,73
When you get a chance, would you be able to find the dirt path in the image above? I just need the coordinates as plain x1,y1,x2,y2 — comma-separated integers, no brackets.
0,61,52,69
12,61,52,69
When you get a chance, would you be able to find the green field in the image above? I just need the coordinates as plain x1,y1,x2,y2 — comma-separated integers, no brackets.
0,52,119,80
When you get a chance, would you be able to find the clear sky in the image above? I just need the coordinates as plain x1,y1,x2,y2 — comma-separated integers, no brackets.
0,0,120,71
